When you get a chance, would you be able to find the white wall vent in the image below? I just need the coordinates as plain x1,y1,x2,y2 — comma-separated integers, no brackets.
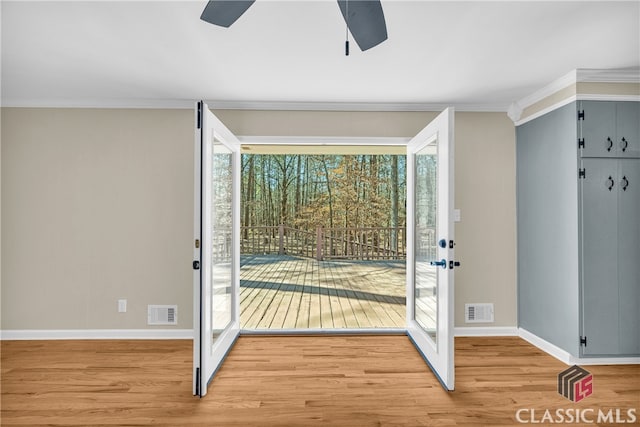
465,303,494,323
147,305,178,325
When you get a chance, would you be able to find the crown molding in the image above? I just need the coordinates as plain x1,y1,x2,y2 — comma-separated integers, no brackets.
508,68,640,123
0,98,176,110
207,100,508,112
0,98,195,109
576,68,640,83
507,70,578,122
1,97,508,113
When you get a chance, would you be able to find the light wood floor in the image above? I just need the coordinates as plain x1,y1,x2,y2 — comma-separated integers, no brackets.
2,336,638,426
240,255,406,329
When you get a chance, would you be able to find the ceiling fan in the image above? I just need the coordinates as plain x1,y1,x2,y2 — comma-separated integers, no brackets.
200,0,388,54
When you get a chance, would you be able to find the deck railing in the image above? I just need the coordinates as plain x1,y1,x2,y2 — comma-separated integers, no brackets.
240,225,409,260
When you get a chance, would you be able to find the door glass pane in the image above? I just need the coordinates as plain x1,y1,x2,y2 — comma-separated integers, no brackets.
414,141,438,343
211,137,233,345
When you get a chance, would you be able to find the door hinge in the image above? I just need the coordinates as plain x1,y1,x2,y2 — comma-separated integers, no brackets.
197,101,202,129
580,336,587,347
579,168,586,179
195,367,200,396
578,110,585,121
578,138,584,149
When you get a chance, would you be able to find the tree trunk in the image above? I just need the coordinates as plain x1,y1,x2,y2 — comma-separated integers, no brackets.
320,155,334,230
243,155,255,240
391,155,399,253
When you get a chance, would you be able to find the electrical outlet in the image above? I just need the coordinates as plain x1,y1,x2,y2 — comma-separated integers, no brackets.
118,299,127,313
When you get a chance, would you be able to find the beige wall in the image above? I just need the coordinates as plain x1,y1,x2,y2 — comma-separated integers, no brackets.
1,108,194,330
1,107,516,330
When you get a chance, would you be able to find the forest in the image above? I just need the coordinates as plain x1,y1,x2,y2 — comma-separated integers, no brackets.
241,154,407,231
240,154,409,259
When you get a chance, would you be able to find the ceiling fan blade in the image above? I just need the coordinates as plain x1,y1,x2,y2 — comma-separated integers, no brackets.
337,0,388,51
201,0,256,28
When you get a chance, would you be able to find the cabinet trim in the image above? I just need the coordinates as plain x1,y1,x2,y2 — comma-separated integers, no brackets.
514,94,640,126
510,69,640,125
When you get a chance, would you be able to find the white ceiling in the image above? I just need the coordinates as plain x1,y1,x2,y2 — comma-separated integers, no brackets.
1,0,639,111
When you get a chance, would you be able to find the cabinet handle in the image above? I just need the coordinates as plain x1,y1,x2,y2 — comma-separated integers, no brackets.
606,176,615,191
621,175,629,191
620,137,628,152
606,137,613,152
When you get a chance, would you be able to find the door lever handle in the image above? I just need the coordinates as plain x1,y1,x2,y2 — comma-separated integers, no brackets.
430,259,447,269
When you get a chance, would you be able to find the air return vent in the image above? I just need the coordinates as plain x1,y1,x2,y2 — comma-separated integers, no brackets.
147,305,178,325
465,303,494,323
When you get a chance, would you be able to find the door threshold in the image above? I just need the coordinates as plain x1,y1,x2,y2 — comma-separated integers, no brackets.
240,328,407,336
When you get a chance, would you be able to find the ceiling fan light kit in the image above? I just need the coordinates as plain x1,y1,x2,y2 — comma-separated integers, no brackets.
200,0,388,55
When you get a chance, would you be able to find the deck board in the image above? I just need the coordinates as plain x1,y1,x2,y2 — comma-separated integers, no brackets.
240,255,406,329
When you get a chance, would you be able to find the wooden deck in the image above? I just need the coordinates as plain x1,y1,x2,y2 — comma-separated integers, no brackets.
240,255,406,329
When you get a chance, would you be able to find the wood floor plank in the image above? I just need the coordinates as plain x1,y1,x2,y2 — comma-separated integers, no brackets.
2,337,638,426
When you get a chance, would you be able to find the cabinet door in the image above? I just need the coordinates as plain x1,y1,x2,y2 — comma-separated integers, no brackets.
617,158,640,355
580,101,616,158
581,158,619,355
616,102,640,158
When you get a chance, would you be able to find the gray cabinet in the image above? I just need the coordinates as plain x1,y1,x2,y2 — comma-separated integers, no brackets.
517,100,639,358
580,101,640,158
580,157,640,356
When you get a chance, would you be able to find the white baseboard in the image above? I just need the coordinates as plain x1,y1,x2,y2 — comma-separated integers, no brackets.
3,327,515,340
518,328,640,366
0,329,194,340
454,326,518,337
518,327,574,364
2,327,638,365
568,356,640,365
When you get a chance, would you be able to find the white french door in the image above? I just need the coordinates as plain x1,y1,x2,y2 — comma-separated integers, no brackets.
192,104,455,394
193,101,241,397
406,108,456,390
